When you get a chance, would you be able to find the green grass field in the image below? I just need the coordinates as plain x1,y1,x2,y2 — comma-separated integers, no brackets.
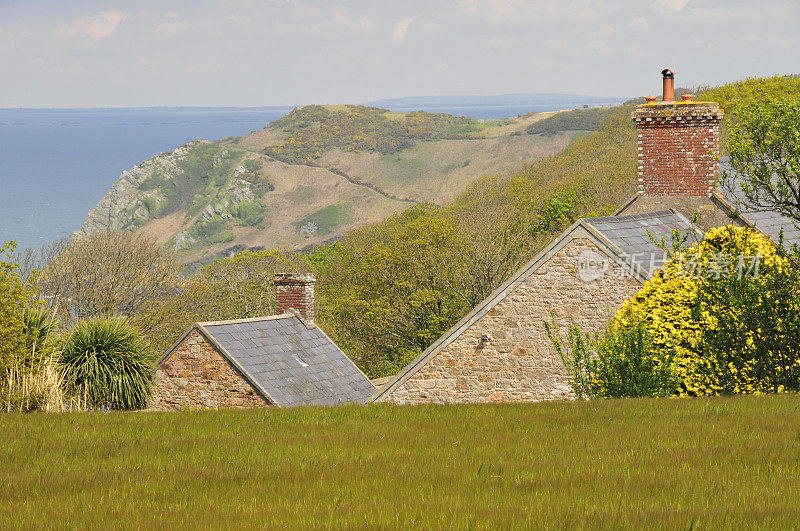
2,395,799,528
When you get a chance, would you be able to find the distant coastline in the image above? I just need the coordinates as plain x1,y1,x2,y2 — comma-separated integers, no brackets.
0,94,624,251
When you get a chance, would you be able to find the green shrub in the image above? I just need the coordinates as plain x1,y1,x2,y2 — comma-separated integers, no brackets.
60,315,155,410
527,107,615,135
293,203,352,236
234,200,266,227
190,219,236,246
20,306,59,363
0,241,35,377
611,225,800,396
141,196,161,217
545,318,678,399
264,105,485,164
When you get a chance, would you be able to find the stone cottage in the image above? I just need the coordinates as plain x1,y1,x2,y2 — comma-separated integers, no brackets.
371,69,800,405
152,274,375,410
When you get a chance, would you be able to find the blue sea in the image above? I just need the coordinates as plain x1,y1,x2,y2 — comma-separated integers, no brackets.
0,98,624,251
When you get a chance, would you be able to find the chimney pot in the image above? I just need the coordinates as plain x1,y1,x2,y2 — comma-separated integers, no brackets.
661,68,675,102
681,94,694,102
645,96,657,104
274,273,316,323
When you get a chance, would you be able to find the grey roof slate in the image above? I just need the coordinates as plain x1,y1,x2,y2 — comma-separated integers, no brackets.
199,315,374,407
718,162,800,249
583,210,700,277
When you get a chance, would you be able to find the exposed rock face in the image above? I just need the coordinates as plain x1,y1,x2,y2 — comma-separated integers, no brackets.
79,140,208,236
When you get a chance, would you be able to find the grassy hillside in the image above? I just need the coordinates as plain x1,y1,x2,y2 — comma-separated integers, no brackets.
82,104,581,265
2,395,799,527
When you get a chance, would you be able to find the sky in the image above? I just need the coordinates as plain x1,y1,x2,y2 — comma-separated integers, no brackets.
1,0,798,108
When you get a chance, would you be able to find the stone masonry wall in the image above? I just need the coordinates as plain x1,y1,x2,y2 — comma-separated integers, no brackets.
152,329,269,410
633,102,722,197
383,236,643,405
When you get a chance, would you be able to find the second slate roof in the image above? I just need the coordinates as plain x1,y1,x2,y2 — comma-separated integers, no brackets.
583,210,701,277
200,315,375,407
718,162,800,249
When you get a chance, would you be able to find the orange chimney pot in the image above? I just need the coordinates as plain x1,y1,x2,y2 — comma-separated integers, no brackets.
661,68,675,102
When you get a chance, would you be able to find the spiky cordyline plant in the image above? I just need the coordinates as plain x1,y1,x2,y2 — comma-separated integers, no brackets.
60,315,155,410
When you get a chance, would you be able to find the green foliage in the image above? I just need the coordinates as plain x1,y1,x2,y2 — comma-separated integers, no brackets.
141,196,162,217
696,74,800,110
20,306,59,364
530,186,584,236
233,199,266,227
135,250,310,354
190,218,235,246
264,105,485,164
60,315,155,410
293,203,352,237
545,318,678,399
723,96,800,222
0,241,35,376
612,226,800,396
313,206,469,376
527,106,616,135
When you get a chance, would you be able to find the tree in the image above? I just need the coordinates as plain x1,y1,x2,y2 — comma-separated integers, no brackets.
313,205,470,377
723,97,800,224
35,232,180,326
134,249,310,354
0,241,35,377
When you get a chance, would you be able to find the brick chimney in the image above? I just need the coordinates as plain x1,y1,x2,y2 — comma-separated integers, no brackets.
632,69,723,196
274,273,315,323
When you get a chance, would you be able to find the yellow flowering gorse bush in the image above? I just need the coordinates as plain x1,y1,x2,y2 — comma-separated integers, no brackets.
609,225,800,396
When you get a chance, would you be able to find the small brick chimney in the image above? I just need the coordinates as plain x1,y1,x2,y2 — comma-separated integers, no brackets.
274,273,315,323
632,69,723,197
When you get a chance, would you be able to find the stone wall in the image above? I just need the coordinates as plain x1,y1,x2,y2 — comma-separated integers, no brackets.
152,329,269,410
382,235,643,405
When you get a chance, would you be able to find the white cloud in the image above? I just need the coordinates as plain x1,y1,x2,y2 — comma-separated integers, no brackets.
589,40,608,52
654,0,691,13
332,9,375,30
56,9,128,40
392,17,413,45
460,0,522,20
628,16,649,30
156,20,195,36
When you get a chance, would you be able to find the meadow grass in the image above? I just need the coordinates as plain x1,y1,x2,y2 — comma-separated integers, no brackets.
1,395,799,528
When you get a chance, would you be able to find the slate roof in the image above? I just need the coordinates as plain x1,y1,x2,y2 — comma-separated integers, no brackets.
718,162,800,248
582,210,701,277
163,314,375,407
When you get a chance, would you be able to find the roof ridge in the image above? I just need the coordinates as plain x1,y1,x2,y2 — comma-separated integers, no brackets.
583,210,676,223
197,313,295,327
